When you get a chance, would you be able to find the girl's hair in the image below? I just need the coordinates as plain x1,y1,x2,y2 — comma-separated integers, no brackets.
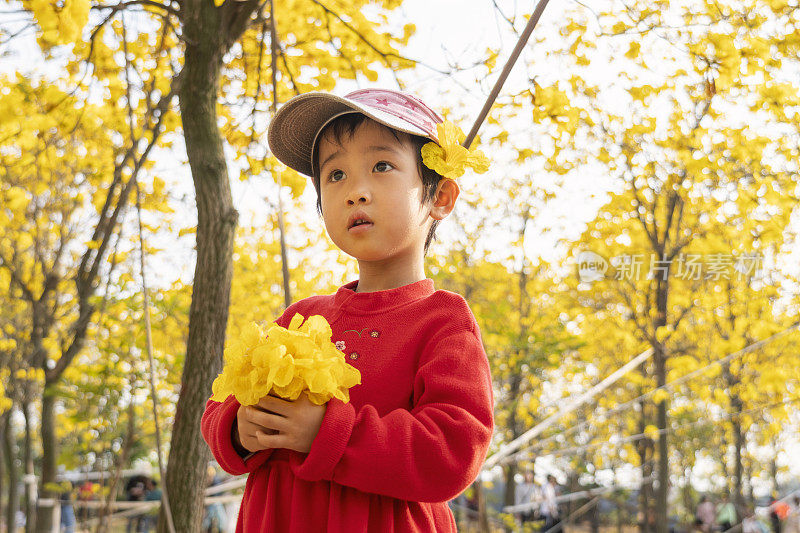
311,113,443,254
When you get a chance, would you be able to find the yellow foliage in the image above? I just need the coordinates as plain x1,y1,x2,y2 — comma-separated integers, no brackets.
24,0,90,47
625,42,641,59
0,338,17,351
651,388,670,404
14,367,45,382
4,187,29,213
0,370,11,413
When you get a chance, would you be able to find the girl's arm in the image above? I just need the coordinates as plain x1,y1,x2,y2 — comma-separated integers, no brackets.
287,321,495,503
200,301,305,475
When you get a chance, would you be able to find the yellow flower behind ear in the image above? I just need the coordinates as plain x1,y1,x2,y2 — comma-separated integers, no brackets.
210,314,361,406
421,121,490,180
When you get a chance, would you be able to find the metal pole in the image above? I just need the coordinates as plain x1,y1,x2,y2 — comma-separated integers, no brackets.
462,0,551,149
135,182,176,533
271,0,292,308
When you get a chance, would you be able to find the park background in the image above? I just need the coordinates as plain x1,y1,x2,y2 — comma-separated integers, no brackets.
1,0,799,531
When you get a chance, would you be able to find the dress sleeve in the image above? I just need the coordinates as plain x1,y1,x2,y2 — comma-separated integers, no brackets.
289,325,495,503
200,303,303,475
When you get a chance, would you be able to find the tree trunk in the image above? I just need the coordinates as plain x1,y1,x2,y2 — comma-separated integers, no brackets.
682,466,693,521
653,269,670,533
23,401,35,533
639,441,654,533
637,397,653,533
502,374,523,511
769,454,778,497
654,344,668,533
35,391,56,533
159,4,241,532
502,465,516,533
0,416,4,533
567,469,579,526
22,401,36,533
727,373,745,517
745,457,754,508
475,480,490,533
720,431,730,489
2,410,19,533
503,462,517,509
732,409,745,519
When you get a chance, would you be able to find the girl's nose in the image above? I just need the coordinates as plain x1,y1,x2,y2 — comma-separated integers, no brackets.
347,194,369,205
345,180,371,205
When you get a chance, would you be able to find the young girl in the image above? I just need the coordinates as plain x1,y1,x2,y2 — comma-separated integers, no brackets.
201,88,494,532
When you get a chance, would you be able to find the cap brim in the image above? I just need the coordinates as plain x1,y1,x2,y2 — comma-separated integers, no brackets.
267,92,433,177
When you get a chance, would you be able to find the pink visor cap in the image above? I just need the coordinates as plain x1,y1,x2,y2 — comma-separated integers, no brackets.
267,88,444,177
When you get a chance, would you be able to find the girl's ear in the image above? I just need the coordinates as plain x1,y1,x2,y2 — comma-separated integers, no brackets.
429,179,460,221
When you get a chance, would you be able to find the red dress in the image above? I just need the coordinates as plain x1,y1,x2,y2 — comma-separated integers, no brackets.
202,279,494,532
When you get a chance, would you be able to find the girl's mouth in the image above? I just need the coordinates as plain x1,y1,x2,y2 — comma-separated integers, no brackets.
348,220,374,233
347,212,374,231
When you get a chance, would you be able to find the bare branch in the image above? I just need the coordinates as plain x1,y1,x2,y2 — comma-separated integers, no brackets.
93,0,179,17
277,45,300,96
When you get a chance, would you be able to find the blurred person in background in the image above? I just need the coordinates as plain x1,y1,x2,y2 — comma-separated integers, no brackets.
541,474,561,532
59,482,76,533
716,493,737,531
696,494,716,533
784,495,800,533
771,494,791,533
125,474,150,533
515,469,539,527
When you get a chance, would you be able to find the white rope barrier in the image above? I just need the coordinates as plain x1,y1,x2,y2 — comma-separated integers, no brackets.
483,348,654,470
53,474,247,530
503,476,655,513
71,490,246,528
505,323,800,464
204,475,247,496
76,501,160,528
543,495,600,533
57,468,152,482
524,396,800,462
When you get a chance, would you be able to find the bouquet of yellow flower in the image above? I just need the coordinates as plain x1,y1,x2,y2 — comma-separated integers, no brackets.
210,314,361,406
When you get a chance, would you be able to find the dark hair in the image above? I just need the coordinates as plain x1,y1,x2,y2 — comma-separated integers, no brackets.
311,113,443,254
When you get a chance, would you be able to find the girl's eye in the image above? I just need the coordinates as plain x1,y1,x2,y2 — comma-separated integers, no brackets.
373,161,394,173
328,169,345,182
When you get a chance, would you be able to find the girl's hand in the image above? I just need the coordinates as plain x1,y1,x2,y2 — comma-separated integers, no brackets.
250,392,327,454
235,401,280,454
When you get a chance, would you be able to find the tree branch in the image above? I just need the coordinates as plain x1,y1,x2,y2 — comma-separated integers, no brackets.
93,0,179,17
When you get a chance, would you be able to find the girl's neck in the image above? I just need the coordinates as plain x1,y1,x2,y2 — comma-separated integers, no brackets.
354,259,427,293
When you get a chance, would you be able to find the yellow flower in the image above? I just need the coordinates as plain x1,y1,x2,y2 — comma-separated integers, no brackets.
421,121,490,180
210,314,361,406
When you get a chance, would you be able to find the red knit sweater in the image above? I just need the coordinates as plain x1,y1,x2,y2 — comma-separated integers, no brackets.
201,279,494,532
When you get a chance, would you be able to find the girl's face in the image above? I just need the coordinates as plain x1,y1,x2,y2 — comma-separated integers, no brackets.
317,120,433,269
